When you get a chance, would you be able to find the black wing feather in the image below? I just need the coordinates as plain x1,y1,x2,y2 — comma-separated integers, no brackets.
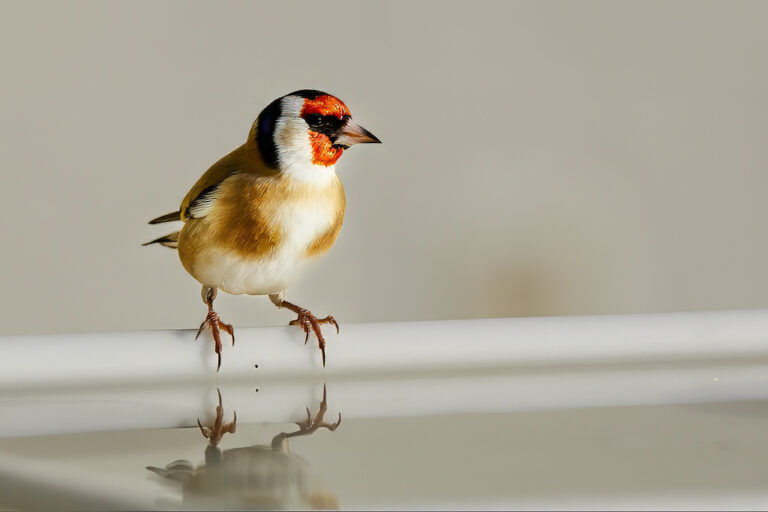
148,211,182,224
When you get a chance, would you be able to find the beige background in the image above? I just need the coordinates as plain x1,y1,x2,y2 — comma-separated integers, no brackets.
1,1,767,335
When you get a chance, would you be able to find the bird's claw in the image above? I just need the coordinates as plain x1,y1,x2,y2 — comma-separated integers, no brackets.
288,309,339,366
195,308,235,370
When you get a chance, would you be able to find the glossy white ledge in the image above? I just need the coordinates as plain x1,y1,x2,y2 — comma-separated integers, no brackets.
2,309,768,388
1,310,768,438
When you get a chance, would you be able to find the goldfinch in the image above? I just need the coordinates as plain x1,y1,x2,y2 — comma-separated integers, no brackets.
144,90,380,369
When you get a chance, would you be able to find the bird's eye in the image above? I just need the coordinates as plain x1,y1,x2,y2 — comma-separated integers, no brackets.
305,114,324,129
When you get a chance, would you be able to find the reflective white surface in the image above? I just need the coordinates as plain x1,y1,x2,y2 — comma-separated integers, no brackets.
2,384,768,510
2,313,768,509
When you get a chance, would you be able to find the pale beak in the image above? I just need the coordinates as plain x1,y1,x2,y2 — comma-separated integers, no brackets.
334,118,381,147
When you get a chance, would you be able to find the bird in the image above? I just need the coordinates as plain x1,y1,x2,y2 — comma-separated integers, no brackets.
144,89,380,369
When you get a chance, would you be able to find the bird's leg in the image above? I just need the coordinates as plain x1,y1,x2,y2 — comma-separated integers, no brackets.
196,285,235,371
271,384,341,450
269,293,339,367
196,389,237,447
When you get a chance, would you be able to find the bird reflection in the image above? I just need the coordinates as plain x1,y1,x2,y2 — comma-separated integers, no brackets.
146,386,341,510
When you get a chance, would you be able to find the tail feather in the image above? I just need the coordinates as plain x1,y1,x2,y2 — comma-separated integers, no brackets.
142,231,180,249
149,211,182,224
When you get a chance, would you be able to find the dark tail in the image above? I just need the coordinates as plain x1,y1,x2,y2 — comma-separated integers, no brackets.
142,231,180,249
148,210,182,224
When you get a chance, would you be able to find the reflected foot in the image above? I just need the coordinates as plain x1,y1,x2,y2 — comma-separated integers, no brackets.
196,389,237,447
288,385,341,438
195,305,235,371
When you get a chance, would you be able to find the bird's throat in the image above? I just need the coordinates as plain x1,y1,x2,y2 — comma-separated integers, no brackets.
308,132,344,166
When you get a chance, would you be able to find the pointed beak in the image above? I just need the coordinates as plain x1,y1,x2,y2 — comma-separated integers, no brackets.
334,118,381,147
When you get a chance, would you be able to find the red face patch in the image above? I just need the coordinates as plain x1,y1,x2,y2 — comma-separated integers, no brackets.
301,95,351,166
306,131,343,166
301,95,351,119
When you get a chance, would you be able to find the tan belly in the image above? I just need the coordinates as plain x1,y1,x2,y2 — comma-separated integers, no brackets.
178,200,342,295
177,172,345,294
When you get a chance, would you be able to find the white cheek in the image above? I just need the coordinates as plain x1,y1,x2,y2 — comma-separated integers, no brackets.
274,96,337,185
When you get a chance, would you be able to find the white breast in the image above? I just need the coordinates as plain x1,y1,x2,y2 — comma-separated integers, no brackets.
194,178,339,296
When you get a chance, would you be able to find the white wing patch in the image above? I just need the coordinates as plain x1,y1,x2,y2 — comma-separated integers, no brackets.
188,189,218,218
186,172,237,219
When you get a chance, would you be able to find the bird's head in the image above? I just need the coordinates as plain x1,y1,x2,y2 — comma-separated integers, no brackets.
250,90,380,176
